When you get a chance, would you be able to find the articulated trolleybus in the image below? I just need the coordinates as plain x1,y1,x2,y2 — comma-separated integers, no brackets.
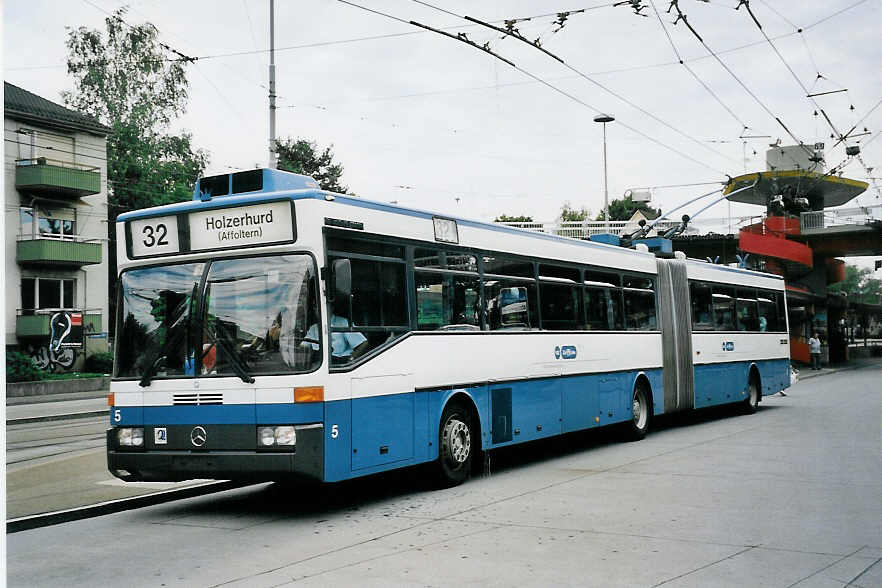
108,168,791,486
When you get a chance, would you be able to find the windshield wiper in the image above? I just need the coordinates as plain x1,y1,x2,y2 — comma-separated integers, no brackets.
139,312,190,387
206,330,256,384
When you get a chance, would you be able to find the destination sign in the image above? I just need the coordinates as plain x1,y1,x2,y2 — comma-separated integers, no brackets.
188,201,293,251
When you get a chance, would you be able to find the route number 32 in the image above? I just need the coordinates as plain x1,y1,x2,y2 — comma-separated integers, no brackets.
142,223,169,248
130,215,179,257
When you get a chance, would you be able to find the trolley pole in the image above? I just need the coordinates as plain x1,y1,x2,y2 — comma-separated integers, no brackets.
594,114,615,232
268,0,277,169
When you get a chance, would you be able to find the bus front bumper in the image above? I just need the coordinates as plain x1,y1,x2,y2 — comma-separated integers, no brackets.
106,425,324,483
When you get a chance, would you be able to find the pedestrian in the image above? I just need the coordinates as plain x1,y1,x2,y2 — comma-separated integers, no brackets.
809,331,822,370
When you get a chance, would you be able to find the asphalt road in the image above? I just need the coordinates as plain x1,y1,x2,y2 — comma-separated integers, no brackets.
7,365,881,587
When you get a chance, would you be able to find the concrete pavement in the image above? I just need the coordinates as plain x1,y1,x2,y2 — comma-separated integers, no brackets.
5,358,880,522
7,361,881,587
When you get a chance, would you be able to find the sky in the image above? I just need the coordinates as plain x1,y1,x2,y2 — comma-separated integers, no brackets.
4,0,881,262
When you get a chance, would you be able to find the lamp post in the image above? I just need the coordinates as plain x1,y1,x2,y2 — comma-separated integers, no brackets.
593,114,615,232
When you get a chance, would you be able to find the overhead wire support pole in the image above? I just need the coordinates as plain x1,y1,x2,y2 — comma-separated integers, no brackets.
269,0,277,169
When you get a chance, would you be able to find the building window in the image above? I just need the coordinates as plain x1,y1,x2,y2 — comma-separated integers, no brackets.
21,277,76,312
20,206,76,240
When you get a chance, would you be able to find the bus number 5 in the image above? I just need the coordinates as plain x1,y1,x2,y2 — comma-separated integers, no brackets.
331,424,339,439
142,223,169,248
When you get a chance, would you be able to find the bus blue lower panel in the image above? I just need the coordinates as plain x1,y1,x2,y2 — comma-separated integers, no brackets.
112,361,787,483
693,358,790,409
322,368,664,482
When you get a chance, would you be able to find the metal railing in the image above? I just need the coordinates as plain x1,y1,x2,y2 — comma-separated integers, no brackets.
497,219,682,239
15,157,100,173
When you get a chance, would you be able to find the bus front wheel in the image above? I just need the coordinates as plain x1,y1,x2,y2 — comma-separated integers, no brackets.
627,381,651,441
436,402,473,487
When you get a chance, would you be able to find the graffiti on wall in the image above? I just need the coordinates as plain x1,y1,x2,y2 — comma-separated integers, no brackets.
28,311,85,372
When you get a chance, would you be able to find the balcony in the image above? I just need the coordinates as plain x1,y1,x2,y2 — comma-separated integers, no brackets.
17,238,102,267
15,158,101,198
16,309,102,339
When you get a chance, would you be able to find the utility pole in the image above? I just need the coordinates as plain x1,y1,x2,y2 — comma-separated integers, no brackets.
268,0,277,169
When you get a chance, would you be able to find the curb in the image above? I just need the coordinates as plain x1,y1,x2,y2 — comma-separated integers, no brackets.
7,410,108,426
6,480,249,533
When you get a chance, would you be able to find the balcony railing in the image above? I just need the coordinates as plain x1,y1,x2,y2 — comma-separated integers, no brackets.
16,237,102,267
15,309,103,339
15,158,101,197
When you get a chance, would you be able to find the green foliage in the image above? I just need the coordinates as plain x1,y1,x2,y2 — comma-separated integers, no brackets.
595,196,661,222
63,7,208,212
6,351,46,383
828,265,882,304
84,351,114,374
560,202,591,222
494,214,534,223
275,138,348,193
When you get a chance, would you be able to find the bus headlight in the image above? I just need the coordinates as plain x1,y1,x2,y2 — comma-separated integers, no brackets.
275,426,296,446
257,426,296,447
258,427,276,446
117,427,144,447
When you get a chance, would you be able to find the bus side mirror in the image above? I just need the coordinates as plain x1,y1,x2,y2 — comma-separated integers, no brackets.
331,259,351,300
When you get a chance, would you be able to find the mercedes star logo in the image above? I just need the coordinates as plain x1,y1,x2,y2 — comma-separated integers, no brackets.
190,426,207,447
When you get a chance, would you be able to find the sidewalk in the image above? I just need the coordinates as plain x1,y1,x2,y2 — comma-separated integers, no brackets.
792,356,881,382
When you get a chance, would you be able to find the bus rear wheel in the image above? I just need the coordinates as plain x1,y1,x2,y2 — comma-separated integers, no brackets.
741,374,760,414
627,381,651,441
436,402,473,487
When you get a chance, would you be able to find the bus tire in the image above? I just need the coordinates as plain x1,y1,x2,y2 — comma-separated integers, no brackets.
436,402,473,487
627,380,651,441
741,373,760,414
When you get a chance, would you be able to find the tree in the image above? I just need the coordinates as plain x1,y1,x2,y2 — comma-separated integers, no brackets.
63,8,208,212
275,138,348,193
595,195,661,222
494,214,534,223
64,8,208,336
559,202,591,222
828,265,882,304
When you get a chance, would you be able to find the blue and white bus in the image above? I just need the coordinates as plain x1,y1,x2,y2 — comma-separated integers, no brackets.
107,168,791,486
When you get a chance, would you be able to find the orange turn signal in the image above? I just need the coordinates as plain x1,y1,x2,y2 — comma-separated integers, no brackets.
107,393,115,407
294,386,324,403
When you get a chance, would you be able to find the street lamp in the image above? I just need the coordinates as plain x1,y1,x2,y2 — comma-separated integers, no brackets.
593,114,615,232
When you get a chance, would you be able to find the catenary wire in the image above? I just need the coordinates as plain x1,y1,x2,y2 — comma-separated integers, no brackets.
338,0,728,176
423,3,744,167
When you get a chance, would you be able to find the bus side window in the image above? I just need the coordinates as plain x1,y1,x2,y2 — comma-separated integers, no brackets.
774,291,787,332
585,287,610,330
736,288,759,331
623,275,656,331
329,256,408,364
484,280,537,330
712,286,736,331
415,271,481,331
757,290,777,332
690,282,714,330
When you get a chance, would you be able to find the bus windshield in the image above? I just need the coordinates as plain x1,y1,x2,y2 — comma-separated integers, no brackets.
115,254,321,381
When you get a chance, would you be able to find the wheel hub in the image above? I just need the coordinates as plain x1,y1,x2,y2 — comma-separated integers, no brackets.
445,419,470,464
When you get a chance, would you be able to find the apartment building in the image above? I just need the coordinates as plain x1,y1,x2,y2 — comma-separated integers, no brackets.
4,82,110,371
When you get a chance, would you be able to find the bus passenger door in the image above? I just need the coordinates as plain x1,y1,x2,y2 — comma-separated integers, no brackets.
657,258,694,412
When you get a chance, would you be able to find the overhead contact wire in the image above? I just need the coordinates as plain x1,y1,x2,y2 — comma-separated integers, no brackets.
339,1,726,176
